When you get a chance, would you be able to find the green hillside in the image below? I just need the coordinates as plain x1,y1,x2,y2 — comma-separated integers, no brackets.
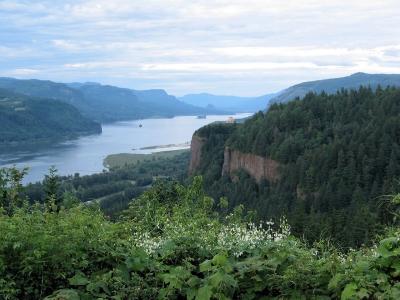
193,86,400,247
0,89,101,146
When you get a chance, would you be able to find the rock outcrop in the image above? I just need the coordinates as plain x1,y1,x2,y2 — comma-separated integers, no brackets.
189,133,281,183
188,134,205,175
222,148,280,183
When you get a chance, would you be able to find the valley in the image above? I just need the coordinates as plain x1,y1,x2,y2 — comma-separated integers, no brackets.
4,82,400,299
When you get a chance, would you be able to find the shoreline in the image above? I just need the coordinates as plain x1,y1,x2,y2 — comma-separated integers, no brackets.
135,142,190,151
104,149,190,169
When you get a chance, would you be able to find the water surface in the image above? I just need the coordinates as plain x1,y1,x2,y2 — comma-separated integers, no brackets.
0,114,251,183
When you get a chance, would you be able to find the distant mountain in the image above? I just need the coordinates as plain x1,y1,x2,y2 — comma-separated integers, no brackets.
180,93,276,113
270,72,400,104
66,82,102,89
0,77,91,112
74,84,218,122
0,78,222,123
71,84,154,122
0,89,101,147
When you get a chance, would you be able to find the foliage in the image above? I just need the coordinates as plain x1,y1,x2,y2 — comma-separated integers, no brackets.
1,168,400,299
0,167,28,215
194,123,238,186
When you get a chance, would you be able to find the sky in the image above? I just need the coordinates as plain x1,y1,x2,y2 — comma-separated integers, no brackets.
0,0,400,96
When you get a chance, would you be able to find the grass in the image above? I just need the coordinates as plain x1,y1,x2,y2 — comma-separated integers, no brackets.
104,149,190,169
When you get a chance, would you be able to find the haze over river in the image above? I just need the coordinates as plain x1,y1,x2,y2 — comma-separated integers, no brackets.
0,114,251,184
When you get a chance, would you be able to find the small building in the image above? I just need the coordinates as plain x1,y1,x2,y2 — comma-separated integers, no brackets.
226,117,235,124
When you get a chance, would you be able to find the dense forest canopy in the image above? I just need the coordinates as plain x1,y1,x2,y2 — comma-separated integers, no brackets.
193,86,400,247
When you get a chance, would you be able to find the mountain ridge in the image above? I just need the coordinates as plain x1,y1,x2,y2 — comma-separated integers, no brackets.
0,78,224,123
270,72,400,104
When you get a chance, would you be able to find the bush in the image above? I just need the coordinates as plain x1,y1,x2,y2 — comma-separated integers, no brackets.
1,171,400,299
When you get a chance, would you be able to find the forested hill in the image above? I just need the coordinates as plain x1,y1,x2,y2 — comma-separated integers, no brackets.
74,83,215,122
270,72,400,104
0,77,220,123
192,86,400,247
0,89,101,146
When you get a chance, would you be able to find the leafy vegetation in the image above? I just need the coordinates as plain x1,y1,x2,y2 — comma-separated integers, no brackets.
0,88,101,147
1,167,400,299
193,86,400,248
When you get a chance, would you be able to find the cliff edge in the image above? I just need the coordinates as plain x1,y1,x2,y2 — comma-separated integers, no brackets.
189,134,205,175
189,131,280,183
222,148,280,183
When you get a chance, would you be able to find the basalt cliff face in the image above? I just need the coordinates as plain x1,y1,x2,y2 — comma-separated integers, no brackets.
189,133,280,183
222,148,280,183
188,134,205,175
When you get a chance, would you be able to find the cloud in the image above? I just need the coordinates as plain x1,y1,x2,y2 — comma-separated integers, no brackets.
6,68,40,76
0,0,400,95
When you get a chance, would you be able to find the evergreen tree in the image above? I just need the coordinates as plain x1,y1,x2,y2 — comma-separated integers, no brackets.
44,166,60,212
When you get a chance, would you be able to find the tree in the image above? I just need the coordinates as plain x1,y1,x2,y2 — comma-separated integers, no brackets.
0,167,28,215
44,166,60,212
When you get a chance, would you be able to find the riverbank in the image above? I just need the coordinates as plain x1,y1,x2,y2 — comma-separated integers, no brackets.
136,142,190,150
104,149,190,169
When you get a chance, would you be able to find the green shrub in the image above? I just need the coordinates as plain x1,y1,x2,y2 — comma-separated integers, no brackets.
1,170,400,299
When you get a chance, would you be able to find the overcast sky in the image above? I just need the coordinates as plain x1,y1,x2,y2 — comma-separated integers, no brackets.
0,0,400,96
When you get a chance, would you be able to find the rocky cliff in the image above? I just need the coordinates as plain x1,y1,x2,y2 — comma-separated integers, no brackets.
189,131,281,182
222,147,280,183
188,134,206,175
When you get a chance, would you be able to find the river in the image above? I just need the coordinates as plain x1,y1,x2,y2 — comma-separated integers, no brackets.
0,113,251,183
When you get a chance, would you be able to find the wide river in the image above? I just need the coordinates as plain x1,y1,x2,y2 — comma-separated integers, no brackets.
0,113,251,184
